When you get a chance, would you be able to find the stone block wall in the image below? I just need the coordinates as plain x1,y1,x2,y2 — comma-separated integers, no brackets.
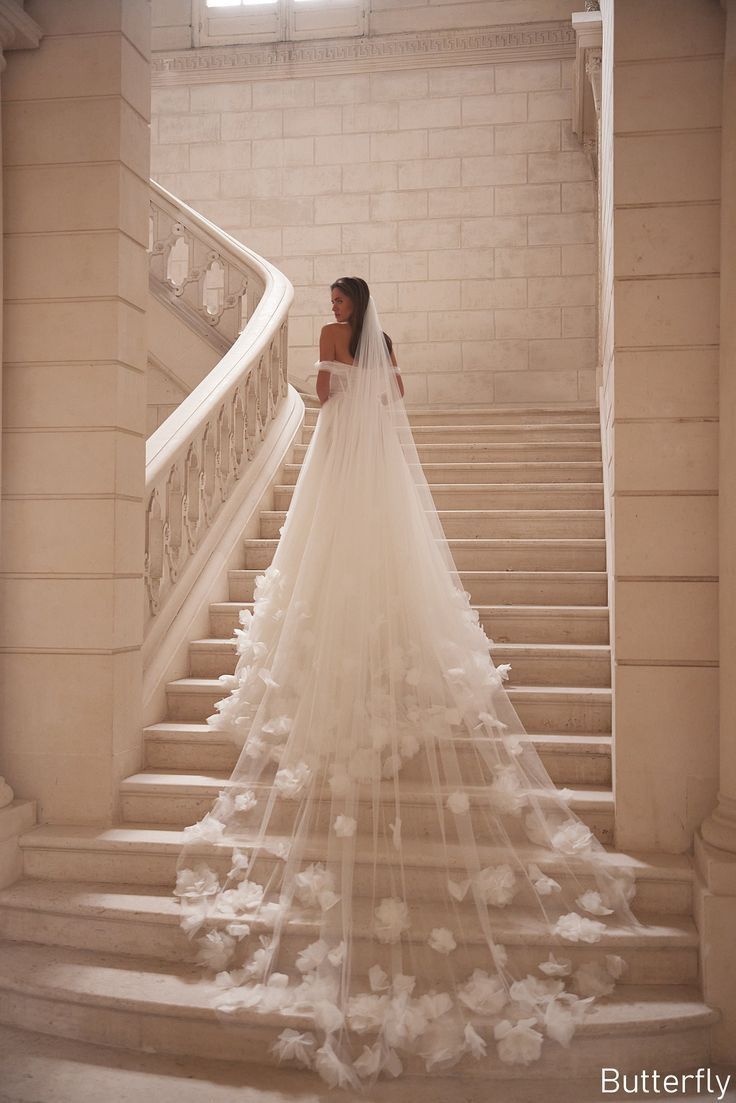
151,1,598,405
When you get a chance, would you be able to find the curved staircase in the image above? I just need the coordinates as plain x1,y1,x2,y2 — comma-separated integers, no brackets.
0,402,718,1081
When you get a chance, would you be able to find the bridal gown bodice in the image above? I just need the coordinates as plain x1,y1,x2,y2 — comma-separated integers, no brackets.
173,326,645,1089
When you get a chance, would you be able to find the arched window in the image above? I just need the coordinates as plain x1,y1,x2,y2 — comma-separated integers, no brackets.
195,0,367,47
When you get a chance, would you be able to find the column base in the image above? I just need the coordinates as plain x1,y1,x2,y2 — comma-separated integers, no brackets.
694,830,736,1060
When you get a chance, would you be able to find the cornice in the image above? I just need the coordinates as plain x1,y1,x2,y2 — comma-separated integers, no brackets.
152,22,575,85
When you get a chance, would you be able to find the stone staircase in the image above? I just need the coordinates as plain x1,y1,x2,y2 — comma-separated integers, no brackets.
0,403,717,1079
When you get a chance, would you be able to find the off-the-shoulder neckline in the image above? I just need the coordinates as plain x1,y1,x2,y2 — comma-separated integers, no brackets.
316,359,354,368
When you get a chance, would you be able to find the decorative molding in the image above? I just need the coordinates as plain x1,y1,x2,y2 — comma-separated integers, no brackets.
0,0,42,71
152,21,576,84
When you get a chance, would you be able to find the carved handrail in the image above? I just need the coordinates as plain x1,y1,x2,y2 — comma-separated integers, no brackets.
145,180,293,629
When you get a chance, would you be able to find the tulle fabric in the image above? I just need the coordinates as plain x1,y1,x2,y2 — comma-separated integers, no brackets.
174,296,645,1087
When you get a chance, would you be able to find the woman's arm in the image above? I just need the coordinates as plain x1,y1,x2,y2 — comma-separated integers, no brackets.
390,346,404,399
317,325,334,406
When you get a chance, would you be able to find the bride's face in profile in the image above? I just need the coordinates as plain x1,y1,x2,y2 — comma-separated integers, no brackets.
331,288,353,326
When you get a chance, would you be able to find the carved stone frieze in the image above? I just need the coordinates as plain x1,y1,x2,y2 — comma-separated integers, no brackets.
152,22,576,84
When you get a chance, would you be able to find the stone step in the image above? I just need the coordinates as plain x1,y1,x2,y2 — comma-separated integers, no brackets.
0,881,698,988
188,637,611,688
281,460,604,486
210,602,610,645
295,441,604,465
303,405,602,427
259,509,605,539
272,482,604,511
165,679,612,733
0,941,715,1076
118,770,615,842
144,723,613,784
301,423,601,444
17,825,694,914
243,535,606,573
229,568,607,607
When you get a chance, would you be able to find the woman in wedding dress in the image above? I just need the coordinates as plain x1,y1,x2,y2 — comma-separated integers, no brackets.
174,276,645,1089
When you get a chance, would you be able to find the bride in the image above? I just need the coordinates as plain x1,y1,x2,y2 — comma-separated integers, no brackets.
174,276,645,1089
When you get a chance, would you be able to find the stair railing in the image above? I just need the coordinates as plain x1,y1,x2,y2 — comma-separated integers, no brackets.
144,180,293,631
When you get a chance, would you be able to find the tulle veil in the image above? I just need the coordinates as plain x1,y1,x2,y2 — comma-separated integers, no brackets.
173,294,645,1087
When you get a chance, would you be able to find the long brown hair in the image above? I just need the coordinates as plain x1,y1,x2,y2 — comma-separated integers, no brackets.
330,276,393,360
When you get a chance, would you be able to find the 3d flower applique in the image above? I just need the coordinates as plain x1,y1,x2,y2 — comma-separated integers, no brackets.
542,993,594,1047
174,866,220,899
550,821,594,855
552,912,607,943
214,968,246,989
476,710,508,734
488,768,527,815
572,961,616,997
195,929,236,971
428,927,457,954
457,969,508,1015
261,715,293,737
234,790,258,813
354,1042,402,1080
418,991,453,1021
605,953,627,978
493,1017,544,1065
294,863,340,911
576,890,614,916
382,753,403,779
327,941,346,966
273,761,312,799
261,839,290,860
447,790,470,815
180,906,208,938
368,963,390,992
257,668,280,690
271,1028,316,1067
347,992,390,1032
464,1022,487,1059
447,877,470,901
333,814,357,837
538,952,572,977
509,973,565,1010
215,878,265,914
527,863,562,897
314,1041,359,1090
182,813,227,844
225,920,251,941
295,938,330,974
244,734,267,759
474,863,518,907
374,897,411,943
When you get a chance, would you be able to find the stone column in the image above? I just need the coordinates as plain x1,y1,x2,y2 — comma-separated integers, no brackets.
0,0,151,824
696,0,736,1062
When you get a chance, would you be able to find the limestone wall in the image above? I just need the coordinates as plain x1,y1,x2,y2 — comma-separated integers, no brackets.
151,0,598,405
609,0,724,852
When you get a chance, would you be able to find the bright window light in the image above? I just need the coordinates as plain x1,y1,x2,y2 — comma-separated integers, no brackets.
206,1,277,7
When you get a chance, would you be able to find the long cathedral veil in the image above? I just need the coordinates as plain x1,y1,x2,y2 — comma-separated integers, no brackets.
174,294,645,1087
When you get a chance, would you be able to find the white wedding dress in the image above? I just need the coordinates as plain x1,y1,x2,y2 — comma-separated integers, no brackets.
174,297,644,1088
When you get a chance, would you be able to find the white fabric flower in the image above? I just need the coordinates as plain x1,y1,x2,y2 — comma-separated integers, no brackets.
295,938,330,974
261,715,292,737
464,1022,487,1059
333,815,356,837
234,790,258,813
314,1042,357,1089
262,839,290,860
509,974,565,1009
327,941,345,966
538,952,572,977
488,768,526,815
457,969,508,1015
576,890,614,916
174,866,220,899
368,964,389,992
418,992,453,1020
447,790,469,814
225,922,251,940
573,961,616,997
257,667,279,689
294,863,339,911
347,993,390,1033
528,863,561,896
428,927,456,954
494,1018,543,1065
215,879,264,914
447,877,470,901
550,821,594,855
374,897,411,943
354,1042,402,1080
606,953,627,978
474,863,517,907
274,761,312,800
313,1000,345,1034
392,973,416,995
182,813,226,844
543,999,582,1047
553,913,607,943
195,929,235,972
271,1029,315,1067
244,734,266,759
